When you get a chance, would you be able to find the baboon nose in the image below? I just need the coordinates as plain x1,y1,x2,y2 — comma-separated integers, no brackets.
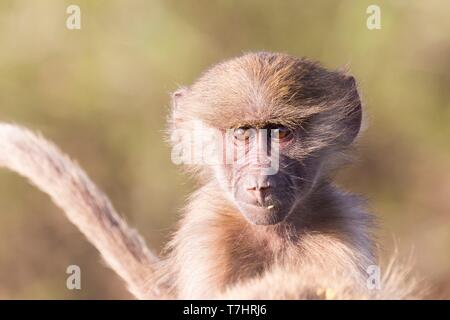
247,188,270,206
245,176,271,205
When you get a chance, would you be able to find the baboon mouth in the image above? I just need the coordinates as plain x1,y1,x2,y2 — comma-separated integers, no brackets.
236,201,288,225
238,201,276,211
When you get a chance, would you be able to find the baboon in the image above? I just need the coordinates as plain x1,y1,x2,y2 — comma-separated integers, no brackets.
0,52,419,299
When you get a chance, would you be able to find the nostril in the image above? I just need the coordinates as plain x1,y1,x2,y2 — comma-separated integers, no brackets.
245,177,271,191
259,184,270,191
246,185,270,192
246,184,270,206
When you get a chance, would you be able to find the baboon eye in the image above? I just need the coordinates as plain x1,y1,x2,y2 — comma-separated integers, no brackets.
233,127,253,142
272,126,292,141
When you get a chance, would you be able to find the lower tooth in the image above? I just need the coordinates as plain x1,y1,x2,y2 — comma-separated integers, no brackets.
267,205,274,209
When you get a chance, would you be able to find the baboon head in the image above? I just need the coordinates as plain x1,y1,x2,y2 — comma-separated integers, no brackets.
170,52,362,225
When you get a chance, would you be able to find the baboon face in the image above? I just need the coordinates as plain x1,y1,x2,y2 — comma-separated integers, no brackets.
171,52,362,225
216,124,322,225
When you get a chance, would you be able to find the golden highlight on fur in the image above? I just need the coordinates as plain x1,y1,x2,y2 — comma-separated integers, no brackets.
0,52,422,299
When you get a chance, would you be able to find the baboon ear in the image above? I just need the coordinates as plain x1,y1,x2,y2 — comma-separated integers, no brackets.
171,87,189,109
341,75,362,145
170,87,190,128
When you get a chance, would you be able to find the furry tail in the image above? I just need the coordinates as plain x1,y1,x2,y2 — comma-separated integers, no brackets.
0,123,160,299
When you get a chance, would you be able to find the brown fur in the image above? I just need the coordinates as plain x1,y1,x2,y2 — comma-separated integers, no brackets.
156,181,375,298
0,52,421,299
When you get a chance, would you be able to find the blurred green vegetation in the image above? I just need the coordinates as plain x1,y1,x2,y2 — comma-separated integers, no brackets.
0,0,449,299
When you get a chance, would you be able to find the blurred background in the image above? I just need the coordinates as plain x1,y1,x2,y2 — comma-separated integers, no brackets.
0,0,449,299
